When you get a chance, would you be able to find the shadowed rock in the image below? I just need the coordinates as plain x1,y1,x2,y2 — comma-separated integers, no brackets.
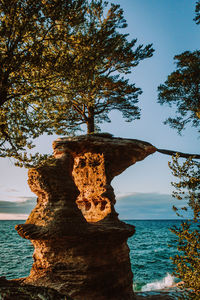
0,277,72,300
14,135,156,300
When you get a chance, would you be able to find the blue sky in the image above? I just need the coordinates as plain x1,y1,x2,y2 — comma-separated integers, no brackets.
0,0,199,219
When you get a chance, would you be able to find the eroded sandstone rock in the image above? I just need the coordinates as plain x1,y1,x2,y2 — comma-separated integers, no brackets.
15,134,156,300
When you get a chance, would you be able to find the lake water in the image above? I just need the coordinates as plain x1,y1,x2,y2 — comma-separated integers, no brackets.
0,219,182,292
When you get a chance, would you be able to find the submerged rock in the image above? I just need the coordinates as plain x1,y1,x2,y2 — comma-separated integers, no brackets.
136,289,182,299
14,135,156,300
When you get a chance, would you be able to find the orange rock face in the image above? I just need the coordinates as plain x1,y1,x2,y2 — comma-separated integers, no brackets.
73,152,112,222
15,134,156,300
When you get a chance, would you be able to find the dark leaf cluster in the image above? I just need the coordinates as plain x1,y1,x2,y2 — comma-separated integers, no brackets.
194,0,200,24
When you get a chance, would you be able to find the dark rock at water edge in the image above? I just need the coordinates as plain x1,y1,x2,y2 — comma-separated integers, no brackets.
0,277,72,299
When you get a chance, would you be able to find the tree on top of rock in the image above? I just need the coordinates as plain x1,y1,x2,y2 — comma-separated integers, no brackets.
45,0,154,134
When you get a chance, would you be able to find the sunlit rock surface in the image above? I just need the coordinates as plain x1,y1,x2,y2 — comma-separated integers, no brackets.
15,134,156,300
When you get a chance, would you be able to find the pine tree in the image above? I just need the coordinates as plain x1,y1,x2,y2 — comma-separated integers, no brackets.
43,0,154,134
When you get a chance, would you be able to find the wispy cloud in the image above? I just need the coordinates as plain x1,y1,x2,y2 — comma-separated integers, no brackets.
4,188,20,193
0,185,34,202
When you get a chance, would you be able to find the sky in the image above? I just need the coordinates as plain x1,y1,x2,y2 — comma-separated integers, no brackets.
0,0,199,220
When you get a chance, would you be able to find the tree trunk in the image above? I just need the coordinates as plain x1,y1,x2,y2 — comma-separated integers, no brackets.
87,106,95,134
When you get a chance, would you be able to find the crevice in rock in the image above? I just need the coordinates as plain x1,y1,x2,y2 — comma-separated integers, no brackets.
72,153,112,222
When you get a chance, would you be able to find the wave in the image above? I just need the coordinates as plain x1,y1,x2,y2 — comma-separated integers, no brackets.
141,273,176,292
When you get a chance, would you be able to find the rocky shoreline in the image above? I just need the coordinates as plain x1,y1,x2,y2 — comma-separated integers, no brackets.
0,277,182,300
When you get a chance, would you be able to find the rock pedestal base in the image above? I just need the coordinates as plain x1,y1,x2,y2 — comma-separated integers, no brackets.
15,135,156,300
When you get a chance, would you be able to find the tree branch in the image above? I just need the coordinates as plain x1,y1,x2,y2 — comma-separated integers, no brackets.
157,148,200,159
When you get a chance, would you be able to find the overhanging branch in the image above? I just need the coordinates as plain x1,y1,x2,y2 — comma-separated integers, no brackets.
157,148,200,159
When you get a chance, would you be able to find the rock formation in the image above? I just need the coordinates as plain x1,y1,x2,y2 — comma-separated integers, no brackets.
15,134,156,300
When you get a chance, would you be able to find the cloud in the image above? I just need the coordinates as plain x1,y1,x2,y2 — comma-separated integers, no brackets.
115,192,188,220
0,198,36,216
0,213,29,220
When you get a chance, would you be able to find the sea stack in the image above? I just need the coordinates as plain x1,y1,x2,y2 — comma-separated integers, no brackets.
15,134,156,300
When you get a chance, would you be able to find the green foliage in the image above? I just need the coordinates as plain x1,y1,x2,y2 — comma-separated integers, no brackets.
169,156,200,219
0,0,86,165
158,51,200,134
43,0,154,134
169,156,200,299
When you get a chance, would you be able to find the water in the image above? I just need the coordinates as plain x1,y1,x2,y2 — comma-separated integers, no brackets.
0,220,34,279
0,219,182,292
126,220,180,292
